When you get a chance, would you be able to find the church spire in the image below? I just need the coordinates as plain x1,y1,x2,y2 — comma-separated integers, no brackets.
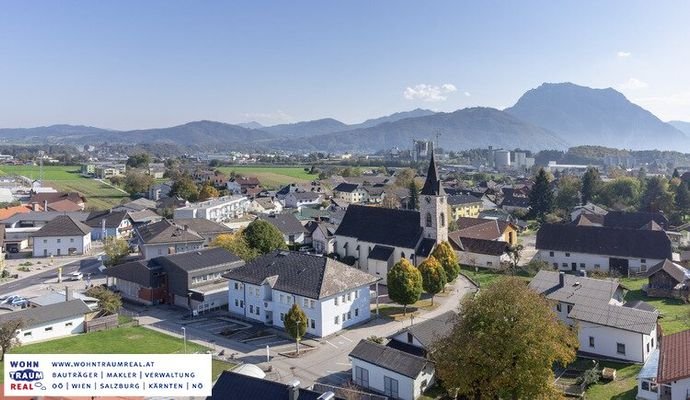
420,148,444,196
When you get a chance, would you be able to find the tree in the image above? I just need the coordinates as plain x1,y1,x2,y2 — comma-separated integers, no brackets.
640,176,674,214
0,319,23,361
123,169,154,195
395,168,416,188
103,237,129,266
676,182,690,217
284,303,308,354
506,244,524,275
408,181,419,210
596,177,642,210
85,286,122,315
673,168,681,179
581,167,601,205
387,258,423,315
555,175,581,212
432,241,460,283
243,220,287,255
198,184,220,201
126,153,151,169
418,256,447,305
170,175,199,202
528,168,554,221
432,277,578,400
212,231,258,261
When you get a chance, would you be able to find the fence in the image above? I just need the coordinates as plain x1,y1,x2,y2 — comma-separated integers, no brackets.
311,383,388,400
85,313,119,332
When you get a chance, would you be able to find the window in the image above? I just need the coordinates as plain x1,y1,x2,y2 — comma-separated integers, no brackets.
23,331,32,337
651,338,654,348
310,319,315,329
234,282,239,290
567,305,573,313
45,327,53,332
346,293,351,302
556,303,562,312
641,381,649,391
589,336,595,348
594,264,601,269
280,313,284,321
354,366,369,388
580,263,586,269
549,251,554,257
407,332,414,344
334,316,339,325
486,261,493,267
342,313,347,322
562,263,568,268
565,252,570,257
65,322,73,327
617,343,626,355
43,239,47,244
641,259,646,264
647,342,650,353
440,212,445,227
239,300,244,308
354,290,359,299
280,294,285,303
57,238,61,243
235,299,239,307
347,311,351,320
256,307,260,315
384,376,399,398
334,297,339,306
425,212,432,227
70,238,74,243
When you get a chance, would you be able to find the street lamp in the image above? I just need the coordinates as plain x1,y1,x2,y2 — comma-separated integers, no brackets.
181,327,187,354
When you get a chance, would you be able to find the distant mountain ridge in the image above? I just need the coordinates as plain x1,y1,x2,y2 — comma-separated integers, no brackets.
261,118,349,137
505,82,687,150
669,121,690,136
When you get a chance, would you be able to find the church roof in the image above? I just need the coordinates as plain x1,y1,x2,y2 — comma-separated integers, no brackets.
420,149,444,196
335,205,423,249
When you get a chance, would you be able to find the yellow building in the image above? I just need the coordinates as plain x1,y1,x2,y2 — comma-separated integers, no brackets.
448,194,483,219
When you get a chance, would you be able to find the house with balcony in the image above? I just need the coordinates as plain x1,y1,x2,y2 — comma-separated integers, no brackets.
173,195,250,223
225,251,380,337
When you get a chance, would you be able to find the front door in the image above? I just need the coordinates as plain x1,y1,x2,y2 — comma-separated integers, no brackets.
610,258,629,276
571,262,577,271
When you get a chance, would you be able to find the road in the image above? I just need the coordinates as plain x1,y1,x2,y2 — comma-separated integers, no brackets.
0,259,104,297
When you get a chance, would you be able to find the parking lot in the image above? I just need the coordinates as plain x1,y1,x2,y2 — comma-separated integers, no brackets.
185,317,251,336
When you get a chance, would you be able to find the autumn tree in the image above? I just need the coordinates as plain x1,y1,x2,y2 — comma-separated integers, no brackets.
284,303,308,354
418,256,446,305
432,241,460,283
395,168,417,188
528,168,554,221
243,219,287,255
123,169,154,195
103,237,130,266
85,286,122,315
387,259,423,315
506,244,524,275
212,231,258,261
198,184,220,201
0,319,23,361
170,175,199,202
126,153,151,169
432,277,578,400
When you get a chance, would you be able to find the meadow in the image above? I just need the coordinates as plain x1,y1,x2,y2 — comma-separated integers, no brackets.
217,165,314,188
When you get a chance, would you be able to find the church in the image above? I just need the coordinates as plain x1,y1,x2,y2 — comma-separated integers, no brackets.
334,150,448,283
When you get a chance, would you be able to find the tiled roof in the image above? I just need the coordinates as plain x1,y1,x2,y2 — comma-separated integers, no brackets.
569,303,658,334
0,299,91,328
47,199,82,212
104,260,164,287
128,209,164,224
447,194,482,206
154,247,242,272
449,234,508,256
658,330,690,383
259,214,307,235
453,217,511,241
136,219,204,244
1,211,89,225
420,150,444,196
393,311,456,349
224,251,379,299
172,218,232,236
29,192,85,205
416,238,436,258
603,211,668,230
368,245,394,261
645,259,690,284
528,270,620,306
623,300,658,313
333,183,360,193
349,339,431,379
500,195,530,208
335,205,423,249
288,191,322,201
0,205,31,220
536,224,672,260
85,210,131,229
208,371,328,400
32,215,91,237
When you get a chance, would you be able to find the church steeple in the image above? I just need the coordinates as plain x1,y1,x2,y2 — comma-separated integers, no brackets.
418,149,448,243
420,148,444,196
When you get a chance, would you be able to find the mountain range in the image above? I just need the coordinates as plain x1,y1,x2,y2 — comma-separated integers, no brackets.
2,83,688,153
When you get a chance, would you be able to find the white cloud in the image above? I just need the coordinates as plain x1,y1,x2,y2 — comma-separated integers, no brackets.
404,83,458,102
617,51,631,58
619,78,648,90
464,91,471,97
242,110,293,124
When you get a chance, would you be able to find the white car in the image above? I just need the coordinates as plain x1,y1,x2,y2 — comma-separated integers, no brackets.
69,271,84,281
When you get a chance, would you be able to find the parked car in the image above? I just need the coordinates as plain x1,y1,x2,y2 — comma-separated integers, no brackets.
9,298,28,308
69,271,84,281
1,295,20,304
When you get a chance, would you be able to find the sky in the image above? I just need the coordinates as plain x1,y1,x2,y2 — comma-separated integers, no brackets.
1,1,690,130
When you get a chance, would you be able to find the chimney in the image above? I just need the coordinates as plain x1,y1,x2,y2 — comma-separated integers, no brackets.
65,286,71,302
558,271,565,288
288,380,300,400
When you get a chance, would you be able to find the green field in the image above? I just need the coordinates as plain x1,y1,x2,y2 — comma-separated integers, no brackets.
217,166,315,188
585,360,641,400
0,165,129,209
620,277,690,334
0,326,235,383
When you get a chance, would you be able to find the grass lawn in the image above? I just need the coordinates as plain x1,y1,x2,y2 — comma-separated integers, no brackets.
584,361,641,400
217,166,314,188
458,265,531,288
0,165,129,209
0,326,235,383
376,299,439,321
620,277,690,334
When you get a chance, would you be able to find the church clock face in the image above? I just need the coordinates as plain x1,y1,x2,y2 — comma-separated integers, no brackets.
425,196,431,204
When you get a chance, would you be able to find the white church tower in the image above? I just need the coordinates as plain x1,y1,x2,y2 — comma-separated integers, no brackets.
419,149,448,243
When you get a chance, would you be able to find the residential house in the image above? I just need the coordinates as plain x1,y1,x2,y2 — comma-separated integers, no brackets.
227,176,261,195
209,371,340,400
32,215,92,257
225,251,379,337
0,205,32,221
536,224,672,274
106,247,243,310
113,197,158,212
333,183,368,203
447,194,483,219
349,339,435,400
147,182,172,201
334,151,447,283
499,194,530,214
387,311,456,357
95,164,126,179
250,197,283,215
0,299,92,344
147,163,166,179
453,217,518,245
173,218,232,246
29,290,100,311
306,221,337,254
259,213,308,245
529,271,658,363
446,188,497,210
604,211,669,230
363,185,386,204
283,191,323,208
637,329,690,400
174,195,250,223
448,233,510,269
28,191,86,211
570,202,608,222
84,210,134,240
645,259,690,299
128,209,164,226
134,219,205,259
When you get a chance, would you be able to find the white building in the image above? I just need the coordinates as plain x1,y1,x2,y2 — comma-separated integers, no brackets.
536,224,672,274
283,192,323,208
134,219,205,259
637,329,690,400
530,271,659,363
225,251,380,337
0,299,91,344
31,215,92,257
174,195,250,223
250,197,283,215
349,339,435,400
258,214,307,245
